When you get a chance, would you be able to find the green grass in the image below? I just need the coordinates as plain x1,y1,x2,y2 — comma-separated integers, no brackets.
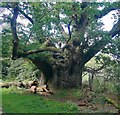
0,88,2,107
1,87,79,113
53,88,84,99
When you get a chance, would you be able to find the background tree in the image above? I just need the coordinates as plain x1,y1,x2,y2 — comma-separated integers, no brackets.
1,2,120,88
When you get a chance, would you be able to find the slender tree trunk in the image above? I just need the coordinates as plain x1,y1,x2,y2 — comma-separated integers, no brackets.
89,73,94,91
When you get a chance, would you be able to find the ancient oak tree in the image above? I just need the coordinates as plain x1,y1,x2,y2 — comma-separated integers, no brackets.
1,2,120,88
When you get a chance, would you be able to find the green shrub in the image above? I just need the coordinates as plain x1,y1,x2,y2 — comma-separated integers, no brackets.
6,58,40,81
1,58,11,80
66,101,79,112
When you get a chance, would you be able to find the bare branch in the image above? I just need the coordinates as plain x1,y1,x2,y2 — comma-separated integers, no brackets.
84,64,105,73
66,20,72,44
18,7,34,24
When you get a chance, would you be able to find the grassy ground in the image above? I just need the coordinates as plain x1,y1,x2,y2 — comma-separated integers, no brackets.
1,86,119,114
1,87,79,113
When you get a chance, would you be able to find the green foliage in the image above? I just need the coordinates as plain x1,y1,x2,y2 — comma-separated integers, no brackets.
6,58,40,81
1,2,119,56
1,58,11,80
86,53,119,94
70,89,84,99
91,94,106,105
53,88,84,100
53,89,68,98
85,57,100,68
66,101,79,112
2,35,12,58
24,42,42,51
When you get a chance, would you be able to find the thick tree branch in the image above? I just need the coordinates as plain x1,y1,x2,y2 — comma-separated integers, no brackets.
83,19,120,64
10,6,19,60
22,47,61,57
74,2,89,33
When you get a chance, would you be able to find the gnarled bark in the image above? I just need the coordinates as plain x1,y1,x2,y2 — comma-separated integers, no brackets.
28,49,84,89
52,61,84,88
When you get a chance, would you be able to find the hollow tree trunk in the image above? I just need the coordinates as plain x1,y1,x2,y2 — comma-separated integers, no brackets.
30,57,84,89
52,64,84,89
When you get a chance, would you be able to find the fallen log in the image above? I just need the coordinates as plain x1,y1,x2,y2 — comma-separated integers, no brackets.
37,92,51,96
78,102,86,106
105,97,120,110
37,85,53,94
0,84,9,88
37,85,49,92
28,80,39,88
0,82,11,88
31,86,37,94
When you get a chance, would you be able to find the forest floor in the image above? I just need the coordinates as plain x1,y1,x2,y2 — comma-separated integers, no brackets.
46,88,119,113
1,86,119,113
